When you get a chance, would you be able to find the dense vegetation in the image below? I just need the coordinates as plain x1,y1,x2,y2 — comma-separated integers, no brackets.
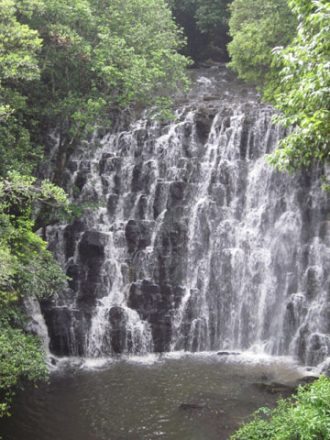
228,0,330,171
228,0,296,85
267,0,330,171
168,0,231,61
0,0,329,422
231,376,330,440
1,0,189,180
0,172,69,416
0,0,188,416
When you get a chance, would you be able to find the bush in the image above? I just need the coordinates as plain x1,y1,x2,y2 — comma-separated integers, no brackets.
231,376,330,440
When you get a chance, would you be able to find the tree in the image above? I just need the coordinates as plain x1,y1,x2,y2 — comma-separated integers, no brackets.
20,0,189,178
0,0,43,176
268,0,330,171
169,0,231,62
228,0,296,85
0,172,69,416
228,0,329,172
1,0,189,179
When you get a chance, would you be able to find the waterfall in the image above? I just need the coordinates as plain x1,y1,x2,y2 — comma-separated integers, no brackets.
42,66,330,366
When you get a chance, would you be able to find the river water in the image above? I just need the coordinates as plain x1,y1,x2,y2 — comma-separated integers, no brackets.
0,353,314,440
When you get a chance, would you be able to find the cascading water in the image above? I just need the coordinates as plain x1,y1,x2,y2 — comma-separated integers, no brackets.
42,66,329,366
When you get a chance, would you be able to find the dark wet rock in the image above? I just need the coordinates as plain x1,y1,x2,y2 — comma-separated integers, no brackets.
107,194,119,216
295,376,319,387
79,160,91,173
109,307,127,354
74,161,91,190
79,231,106,262
306,333,329,366
321,359,330,377
137,194,148,219
217,351,240,356
305,266,322,300
239,117,250,159
67,160,78,173
131,163,143,192
128,280,173,352
42,306,87,356
49,356,58,366
253,382,296,396
75,171,87,191
253,376,319,396
128,280,161,320
319,221,330,245
64,220,85,260
78,231,108,304
100,156,121,175
169,181,185,202
153,181,168,219
125,220,153,253
194,106,217,143
66,264,80,291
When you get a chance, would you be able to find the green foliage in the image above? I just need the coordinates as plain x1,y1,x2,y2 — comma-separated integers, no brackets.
0,172,68,297
267,0,330,171
194,0,231,35
0,172,69,416
169,0,230,34
0,325,48,417
19,0,189,167
0,0,43,175
231,376,330,440
0,0,42,83
228,0,329,171
168,0,231,61
228,0,296,84
91,0,188,107
0,0,189,177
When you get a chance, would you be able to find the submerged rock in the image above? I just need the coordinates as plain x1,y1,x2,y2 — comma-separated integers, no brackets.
179,403,206,410
253,375,319,396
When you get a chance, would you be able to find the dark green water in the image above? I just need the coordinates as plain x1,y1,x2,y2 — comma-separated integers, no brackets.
0,353,310,440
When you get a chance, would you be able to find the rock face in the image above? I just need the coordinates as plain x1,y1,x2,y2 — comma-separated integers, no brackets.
43,67,330,365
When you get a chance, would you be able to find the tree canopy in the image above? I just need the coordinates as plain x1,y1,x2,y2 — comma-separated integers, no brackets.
228,0,296,85
169,0,231,61
228,0,330,172
268,0,330,171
